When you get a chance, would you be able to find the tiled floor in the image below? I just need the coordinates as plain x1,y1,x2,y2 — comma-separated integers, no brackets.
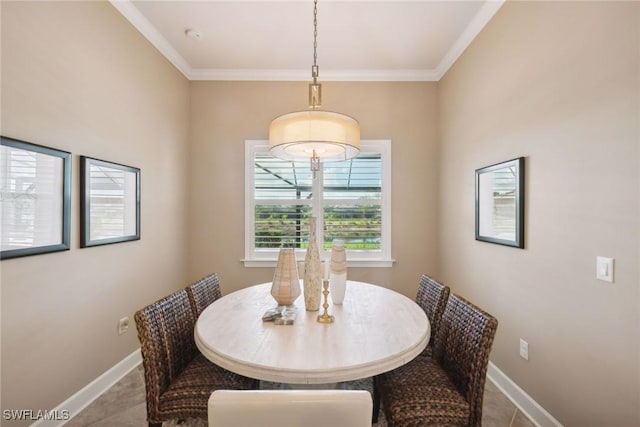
66,364,535,427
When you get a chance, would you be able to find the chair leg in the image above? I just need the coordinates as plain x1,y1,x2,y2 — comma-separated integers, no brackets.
372,376,381,423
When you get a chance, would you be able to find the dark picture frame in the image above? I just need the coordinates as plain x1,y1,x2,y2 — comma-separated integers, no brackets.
1,136,71,260
475,157,525,248
80,156,140,247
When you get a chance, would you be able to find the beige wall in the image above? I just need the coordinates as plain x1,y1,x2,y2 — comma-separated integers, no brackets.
3,1,639,425
438,1,639,425
1,1,190,422
187,81,439,298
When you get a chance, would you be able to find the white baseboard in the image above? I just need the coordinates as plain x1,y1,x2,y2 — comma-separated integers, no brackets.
31,349,142,427
487,361,563,427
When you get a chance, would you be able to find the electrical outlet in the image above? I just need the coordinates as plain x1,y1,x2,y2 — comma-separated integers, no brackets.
519,338,529,360
118,316,130,335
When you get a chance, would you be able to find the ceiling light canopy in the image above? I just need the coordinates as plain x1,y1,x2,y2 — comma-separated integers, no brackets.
268,0,360,174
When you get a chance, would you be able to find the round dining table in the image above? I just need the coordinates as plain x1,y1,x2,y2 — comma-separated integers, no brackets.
194,280,429,385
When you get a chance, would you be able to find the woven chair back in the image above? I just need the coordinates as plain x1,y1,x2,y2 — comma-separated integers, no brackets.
432,293,498,427
134,290,198,401
415,274,450,344
186,273,222,317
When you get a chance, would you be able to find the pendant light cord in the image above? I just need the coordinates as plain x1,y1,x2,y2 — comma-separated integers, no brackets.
309,0,322,110
313,0,318,72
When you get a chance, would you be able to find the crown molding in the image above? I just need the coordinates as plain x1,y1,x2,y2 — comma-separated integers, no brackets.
434,0,505,80
109,0,192,76
188,68,441,82
110,0,505,82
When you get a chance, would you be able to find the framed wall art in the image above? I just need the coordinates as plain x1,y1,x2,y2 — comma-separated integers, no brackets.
475,157,525,248
1,136,72,260
80,156,140,247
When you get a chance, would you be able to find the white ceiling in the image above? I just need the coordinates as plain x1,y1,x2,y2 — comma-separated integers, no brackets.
110,0,505,81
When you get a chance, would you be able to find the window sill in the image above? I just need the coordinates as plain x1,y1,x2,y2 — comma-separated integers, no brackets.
242,259,395,268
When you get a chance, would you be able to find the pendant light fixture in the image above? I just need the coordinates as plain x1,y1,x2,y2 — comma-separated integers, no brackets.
269,0,360,174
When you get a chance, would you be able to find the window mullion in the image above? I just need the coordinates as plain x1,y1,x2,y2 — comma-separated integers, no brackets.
312,166,324,253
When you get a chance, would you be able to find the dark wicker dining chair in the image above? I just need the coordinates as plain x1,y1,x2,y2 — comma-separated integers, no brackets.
135,289,257,427
185,273,223,317
372,274,450,420
375,293,498,427
416,274,450,355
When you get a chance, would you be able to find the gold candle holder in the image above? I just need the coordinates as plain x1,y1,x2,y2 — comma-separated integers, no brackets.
317,279,334,323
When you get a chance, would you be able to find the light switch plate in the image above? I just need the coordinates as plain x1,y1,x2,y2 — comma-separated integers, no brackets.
519,338,529,360
596,256,614,283
118,316,130,335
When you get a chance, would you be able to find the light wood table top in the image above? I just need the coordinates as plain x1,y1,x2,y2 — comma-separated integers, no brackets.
195,281,429,385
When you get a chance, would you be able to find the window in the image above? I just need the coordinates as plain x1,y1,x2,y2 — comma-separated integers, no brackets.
244,140,391,267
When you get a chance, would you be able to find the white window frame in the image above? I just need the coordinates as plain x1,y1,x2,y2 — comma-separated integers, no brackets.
244,139,392,267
